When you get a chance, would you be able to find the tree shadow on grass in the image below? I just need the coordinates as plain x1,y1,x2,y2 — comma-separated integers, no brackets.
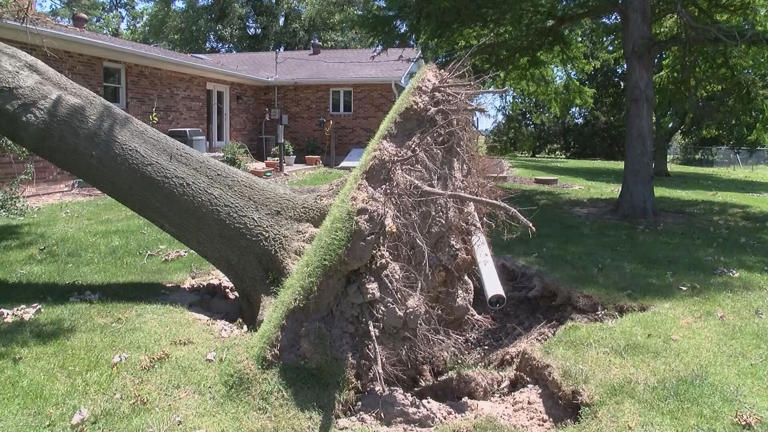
511,159,768,195
279,363,346,432
0,280,171,306
0,317,74,360
0,281,176,358
496,188,768,302
0,221,39,250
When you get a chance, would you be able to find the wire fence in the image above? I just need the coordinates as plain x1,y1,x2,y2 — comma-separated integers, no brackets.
669,146,768,169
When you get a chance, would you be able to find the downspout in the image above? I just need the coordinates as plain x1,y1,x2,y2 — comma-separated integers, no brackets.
391,81,400,100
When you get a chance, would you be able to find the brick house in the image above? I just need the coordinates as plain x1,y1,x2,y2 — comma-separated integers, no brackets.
0,14,421,182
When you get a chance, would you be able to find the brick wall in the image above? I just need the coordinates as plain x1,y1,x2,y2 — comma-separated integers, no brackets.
1,37,398,171
0,155,74,184
275,84,396,163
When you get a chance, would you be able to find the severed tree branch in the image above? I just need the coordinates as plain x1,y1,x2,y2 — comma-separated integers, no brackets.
402,173,536,232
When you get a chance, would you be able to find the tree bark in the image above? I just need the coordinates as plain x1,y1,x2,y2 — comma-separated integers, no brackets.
653,140,671,177
653,115,672,177
617,0,658,219
0,42,327,323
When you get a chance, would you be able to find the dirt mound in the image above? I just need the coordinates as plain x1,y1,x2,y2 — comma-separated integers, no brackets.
340,364,578,431
161,271,241,322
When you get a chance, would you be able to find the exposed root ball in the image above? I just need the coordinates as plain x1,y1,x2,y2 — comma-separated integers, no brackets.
273,66,645,430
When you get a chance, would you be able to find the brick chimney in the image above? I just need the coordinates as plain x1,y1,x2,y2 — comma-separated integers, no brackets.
72,12,88,29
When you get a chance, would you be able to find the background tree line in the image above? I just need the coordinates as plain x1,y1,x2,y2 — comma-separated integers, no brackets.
43,0,367,52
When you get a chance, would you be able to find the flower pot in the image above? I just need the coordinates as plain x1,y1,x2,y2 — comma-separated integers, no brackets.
284,155,296,166
264,160,279,168
305,155,322,166
250,168,273,178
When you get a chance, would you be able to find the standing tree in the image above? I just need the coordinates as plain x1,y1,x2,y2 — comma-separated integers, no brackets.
132,0,366,53
362,0,768,219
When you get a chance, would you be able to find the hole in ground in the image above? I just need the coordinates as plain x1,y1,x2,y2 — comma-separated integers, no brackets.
339,256,646,430
159,270,249,322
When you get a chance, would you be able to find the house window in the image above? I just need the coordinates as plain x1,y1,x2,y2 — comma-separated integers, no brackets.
103,62,126,108
330,88,352,114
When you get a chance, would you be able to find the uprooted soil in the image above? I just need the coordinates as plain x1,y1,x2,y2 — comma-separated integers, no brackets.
333,256,642,431
159,271,254,338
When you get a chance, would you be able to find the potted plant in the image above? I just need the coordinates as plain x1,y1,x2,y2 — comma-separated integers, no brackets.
269,140,296,166
305,138,322,166
264,159,279,169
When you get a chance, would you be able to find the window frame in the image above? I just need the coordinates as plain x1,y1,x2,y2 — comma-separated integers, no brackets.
329,88,353,115
103,62,126,109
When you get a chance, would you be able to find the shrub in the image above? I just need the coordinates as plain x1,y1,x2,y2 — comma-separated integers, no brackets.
269,140,295,157
222,141,252,171
306,139,322,156
0,137,32,218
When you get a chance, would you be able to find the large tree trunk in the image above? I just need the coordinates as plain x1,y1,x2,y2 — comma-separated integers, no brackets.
617,0,658,219
653,141,670,177
0,42,327,324
653,115,672,177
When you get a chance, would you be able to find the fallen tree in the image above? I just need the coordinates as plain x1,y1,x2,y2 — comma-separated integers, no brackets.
0,42,326,324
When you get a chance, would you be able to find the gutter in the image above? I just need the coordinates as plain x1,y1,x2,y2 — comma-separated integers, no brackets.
399,50,424,87
270,77,410,85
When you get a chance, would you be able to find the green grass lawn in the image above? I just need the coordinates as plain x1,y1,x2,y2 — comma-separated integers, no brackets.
2,158,766,431
0,199,341,431
286,167,348,187
497,158,768,431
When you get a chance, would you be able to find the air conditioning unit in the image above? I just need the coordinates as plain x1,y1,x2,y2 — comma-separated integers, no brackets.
168,128,206,153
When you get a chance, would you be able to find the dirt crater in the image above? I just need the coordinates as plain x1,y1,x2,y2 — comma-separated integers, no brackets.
334,255,642,431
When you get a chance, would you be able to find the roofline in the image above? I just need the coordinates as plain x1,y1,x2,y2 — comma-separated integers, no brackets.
0,20,420,86
272,77,410,85
0,20,271,85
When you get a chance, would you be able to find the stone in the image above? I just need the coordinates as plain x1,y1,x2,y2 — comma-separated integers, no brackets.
362,281,380,302
70,407,89,428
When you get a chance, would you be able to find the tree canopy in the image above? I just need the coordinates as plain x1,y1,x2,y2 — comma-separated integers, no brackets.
42,0,369,52
362,0,768,219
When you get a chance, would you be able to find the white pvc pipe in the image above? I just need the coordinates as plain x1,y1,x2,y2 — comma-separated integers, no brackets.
470,208,506,309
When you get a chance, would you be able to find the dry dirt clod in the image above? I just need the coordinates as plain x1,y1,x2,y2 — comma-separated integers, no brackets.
111,352,128,370
0,303,43,323
162,249,188,262
205,351,216,362
139,349,170,371
69,407,89,428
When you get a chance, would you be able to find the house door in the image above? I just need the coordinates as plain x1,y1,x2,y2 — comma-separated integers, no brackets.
206,83,229,150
